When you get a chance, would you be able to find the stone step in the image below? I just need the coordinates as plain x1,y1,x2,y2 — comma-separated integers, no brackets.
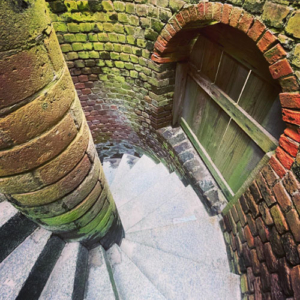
126,217,230,273
121,239,241,300
16,236,65,300
106,244,166,300
103,158,122,185
112,162,170,209
110,154,139,188
127,185,210,233
0,228,52,300
84,246,118,300
39,242,89,300
119,172,186,231
111,155,156,194
0,205,38,263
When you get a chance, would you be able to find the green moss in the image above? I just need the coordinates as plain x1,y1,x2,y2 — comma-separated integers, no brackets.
78,51,89,59
61,43,72,52
108,33,118,42
126,3,135,13
77,0,90,11
80,23,94,32
102,0,115,11
68,23,80,33
88,33,98,42
137,39,147,48
124,25,135,35
83,43,93,50
63,33,76,42
114,1,126,11
72,42,83,51
113,23,124,33
127,35,136,45
111,52,120,60
93,42,104,50
115,61,125,68
75,33,88,42
118,34,126,43
103,22,114,32
98,33,109,41
105,42,114,51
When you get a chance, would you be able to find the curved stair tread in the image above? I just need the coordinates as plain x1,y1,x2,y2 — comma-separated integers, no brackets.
111,155,157,195
106,244,167,300
121,239,241,300
119,172,186,231
112,163,170,209
0,228,51,300
39,242,88,300
126,217,230,273
0,202,18,227
127,185,210,233
84,246,118,300
110,154,139,188
103,158,122,185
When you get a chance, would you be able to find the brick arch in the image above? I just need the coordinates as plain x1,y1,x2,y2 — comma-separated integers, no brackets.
151,1,300,176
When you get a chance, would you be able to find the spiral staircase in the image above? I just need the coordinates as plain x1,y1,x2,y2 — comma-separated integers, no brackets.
0,154,241,299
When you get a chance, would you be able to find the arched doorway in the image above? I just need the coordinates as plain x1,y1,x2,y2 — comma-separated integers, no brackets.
172,23,285,202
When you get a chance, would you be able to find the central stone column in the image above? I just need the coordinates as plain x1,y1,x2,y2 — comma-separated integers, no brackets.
0,0,123,249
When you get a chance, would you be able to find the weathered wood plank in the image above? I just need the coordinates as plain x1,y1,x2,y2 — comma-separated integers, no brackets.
188,64,278,153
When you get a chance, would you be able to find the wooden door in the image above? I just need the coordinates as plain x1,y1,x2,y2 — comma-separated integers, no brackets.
174,24,285,201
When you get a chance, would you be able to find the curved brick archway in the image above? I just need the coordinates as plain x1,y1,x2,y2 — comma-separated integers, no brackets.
152,2,300,176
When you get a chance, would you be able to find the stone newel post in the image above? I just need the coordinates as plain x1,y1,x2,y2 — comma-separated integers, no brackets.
0,0,123,249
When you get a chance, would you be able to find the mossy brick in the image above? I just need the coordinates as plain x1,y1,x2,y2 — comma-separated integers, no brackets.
145,28,158,41
78,51,89,59
72,43,84,51
113,23,124,33
243,0,265,13
75,60,85,68
115,76,126,82
122,45,133,53
105,43,114,51
75,33,88,42
0,112,78,177
61,43,73,52
292,44,300,68
105,60,114,67
114,44,122,52
63,33,76,42
83,43,93,50
125,25,135,35
142,67,151,75
124,62,134,70
68,23,80,33
103,23,114,32
100,51,110,59
98,33,109,41
114,1,126,11
140,17,151,29
65,0,78,12
133,47,143,56
56,34,64,44
107,12,118,22
102,0,114,11
130,70,139,78
130,55,139,63
93,42,104,51
169,0,185,12
109,33,118,42
77,0,89,11
135,65,142,72
262,2,291,29
89,51,100,59
286,11,300,39
126,3,135,13
88,33,98,42
129,15,139,26
118,13,129,23
148,6,159,18
118,34,126,43
159,8,172,22
53,22,68,32
142,49,150,58
96,60,106,66
136,4,148,16
111,52,120,60
99,74,108,81
127,36,136,45
137,39,147,48
139,72,148,81
93,23,103,33
139,57,148,66
115,61,125,68
79,23,94,32
66,52,79,60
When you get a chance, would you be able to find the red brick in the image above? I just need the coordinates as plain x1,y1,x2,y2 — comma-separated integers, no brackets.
237,12,253,33
256,173,277,207
259,202,274,226
248,19,266,42
255,236,265,261
247,214,258,236
264,44,286,65
75,82,85,89
197,2,205,20
281,232,300,265
256,217,270,242
279,134,299,157
275,146,294,169
249,182,263,202
270,204,289,234
292,193,300,215
270,273,285,300
250,249,261,275
273,181,293,212
204,2,213,20
278,258,293,296
176,12,186,27
283,171,300,195
78,75,89,82
254,277,263,300
264,243,278,272
188,5,198,22
269,156,287,178
244,189,260,217
260,263,271,292
244,225,255,248
242,243,252,267
269,58,293,80
257,31,278,53
261,164,279,187
221,4,232,25
229,7,243,28
212,2,223,22
279,75,300,92
280,92,300,110
284,124,300,143
160,28,172,42
286,208,300,242
291,265,300,299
